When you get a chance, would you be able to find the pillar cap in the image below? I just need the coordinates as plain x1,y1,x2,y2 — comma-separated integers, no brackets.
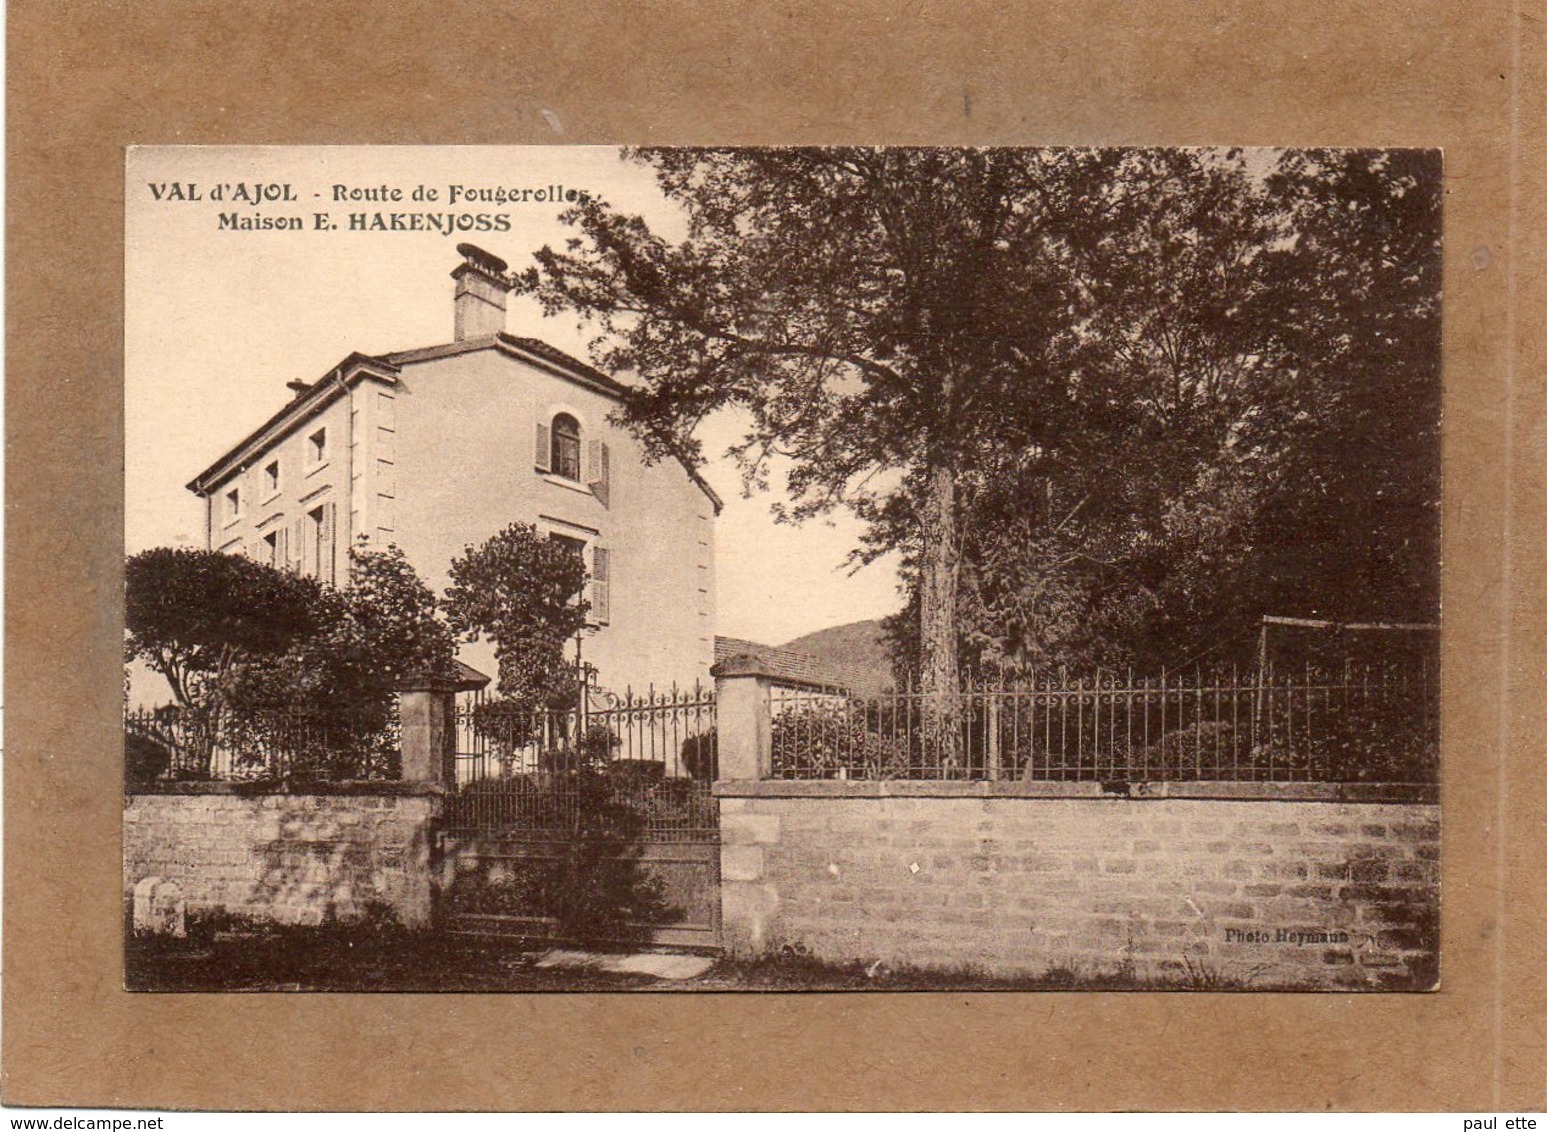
395,672,465,693
710,654,782,680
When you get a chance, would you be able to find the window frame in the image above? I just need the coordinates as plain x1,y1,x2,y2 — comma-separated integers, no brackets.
306,426,329,470
538,520,608,628
307,504,327,579
549,413,583,482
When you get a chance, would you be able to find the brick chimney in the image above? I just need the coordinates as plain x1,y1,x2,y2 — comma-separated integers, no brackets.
451,243,513,340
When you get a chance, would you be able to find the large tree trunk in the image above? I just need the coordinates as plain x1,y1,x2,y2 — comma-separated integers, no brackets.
919,462,962,771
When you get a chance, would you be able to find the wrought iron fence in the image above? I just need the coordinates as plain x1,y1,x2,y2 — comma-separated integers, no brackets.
769,663,1438,785
448,683,719,840
453,683,717,786
124,705,401,785
448,772,720,840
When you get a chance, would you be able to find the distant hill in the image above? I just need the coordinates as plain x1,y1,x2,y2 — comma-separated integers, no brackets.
780,619,895,696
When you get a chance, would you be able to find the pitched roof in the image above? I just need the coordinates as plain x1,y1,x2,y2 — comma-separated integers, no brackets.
187,334,723,513
380,332,629,400
187,353,400,495
451,659,492,692
713,636,850,693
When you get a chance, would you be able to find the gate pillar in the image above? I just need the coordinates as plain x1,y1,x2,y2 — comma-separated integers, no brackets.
397,674,460,787
711,656,775,782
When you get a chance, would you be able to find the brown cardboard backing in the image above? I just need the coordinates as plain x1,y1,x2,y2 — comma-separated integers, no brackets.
5,0,1542,1111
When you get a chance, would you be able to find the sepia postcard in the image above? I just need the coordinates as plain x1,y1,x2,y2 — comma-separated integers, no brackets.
122,145,1441,995
7,0,1541,1113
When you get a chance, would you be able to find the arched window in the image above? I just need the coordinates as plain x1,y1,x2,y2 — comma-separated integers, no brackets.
551,413,582,480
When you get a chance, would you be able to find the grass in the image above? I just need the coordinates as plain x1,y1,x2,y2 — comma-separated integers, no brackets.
127,924,1403,992
126,924,663,992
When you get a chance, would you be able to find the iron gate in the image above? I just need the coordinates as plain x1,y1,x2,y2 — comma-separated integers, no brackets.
438,683,720,949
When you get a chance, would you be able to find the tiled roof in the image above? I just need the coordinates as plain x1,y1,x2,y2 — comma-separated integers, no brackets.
713,636,849,693
451,659,492,691
501,335,626,395
380,333,628,399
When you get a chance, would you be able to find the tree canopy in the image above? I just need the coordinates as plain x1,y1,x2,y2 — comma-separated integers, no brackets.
127,544,459,781
522,148,1136,720
884,149,1440,673
521,147,1441,687
225,541,459,723
125,546,329,713
443,523,591,708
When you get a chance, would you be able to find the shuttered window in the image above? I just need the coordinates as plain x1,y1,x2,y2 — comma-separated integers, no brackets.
324,502,337,584
307,503,337,584
586,439,611,508
534,419,550,473
308,507,326,580
591,546,610,625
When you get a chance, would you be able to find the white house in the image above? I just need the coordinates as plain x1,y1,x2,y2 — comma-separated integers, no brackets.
186,244,721,695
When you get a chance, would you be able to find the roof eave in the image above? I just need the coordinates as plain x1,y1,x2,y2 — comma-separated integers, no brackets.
186,354,400,496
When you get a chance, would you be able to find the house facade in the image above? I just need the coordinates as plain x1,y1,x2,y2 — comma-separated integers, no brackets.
187,244,720,694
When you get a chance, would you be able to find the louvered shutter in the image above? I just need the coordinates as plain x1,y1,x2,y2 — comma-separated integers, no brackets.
323,502,338,585
278,526,290,572
534,419,550,473
588,440,611,508
291,517,306,574
590,546,610,625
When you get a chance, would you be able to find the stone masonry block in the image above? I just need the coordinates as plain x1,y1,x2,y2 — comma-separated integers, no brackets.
724,813,781,844
722,844,766,882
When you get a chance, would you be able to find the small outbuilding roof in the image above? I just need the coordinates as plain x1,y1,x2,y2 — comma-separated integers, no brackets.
712,636,849,693
450,660,492,692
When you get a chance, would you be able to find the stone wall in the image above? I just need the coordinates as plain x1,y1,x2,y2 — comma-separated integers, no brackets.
715,781,1439,990
123,787,441,928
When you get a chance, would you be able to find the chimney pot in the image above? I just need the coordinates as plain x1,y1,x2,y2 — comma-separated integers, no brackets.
451,243,513,341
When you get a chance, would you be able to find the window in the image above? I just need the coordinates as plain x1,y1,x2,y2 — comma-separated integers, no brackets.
263,459,281,495
308,427,328,464
548,531,586,562
546,533,611,626
263,530,280,568
308,504,335,583
225,487,242,521
550,414,582,481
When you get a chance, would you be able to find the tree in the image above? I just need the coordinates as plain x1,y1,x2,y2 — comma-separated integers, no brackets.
125,547,330,776
882,149,1441,674
520,147,1161,760
226,541,459,726
442,523,590,709
946,148,1302,671
128,544,459,780
523,147,1440,729
125,547,328,715
1257,149,1441,625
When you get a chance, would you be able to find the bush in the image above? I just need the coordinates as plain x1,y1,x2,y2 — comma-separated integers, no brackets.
538,723,621,773
770,703,910,779
606,758,666,783
124,729,172,788
679,729,718,781
471,697,544,766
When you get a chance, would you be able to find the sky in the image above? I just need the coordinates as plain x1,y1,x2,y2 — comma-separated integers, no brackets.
125,146,903,646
